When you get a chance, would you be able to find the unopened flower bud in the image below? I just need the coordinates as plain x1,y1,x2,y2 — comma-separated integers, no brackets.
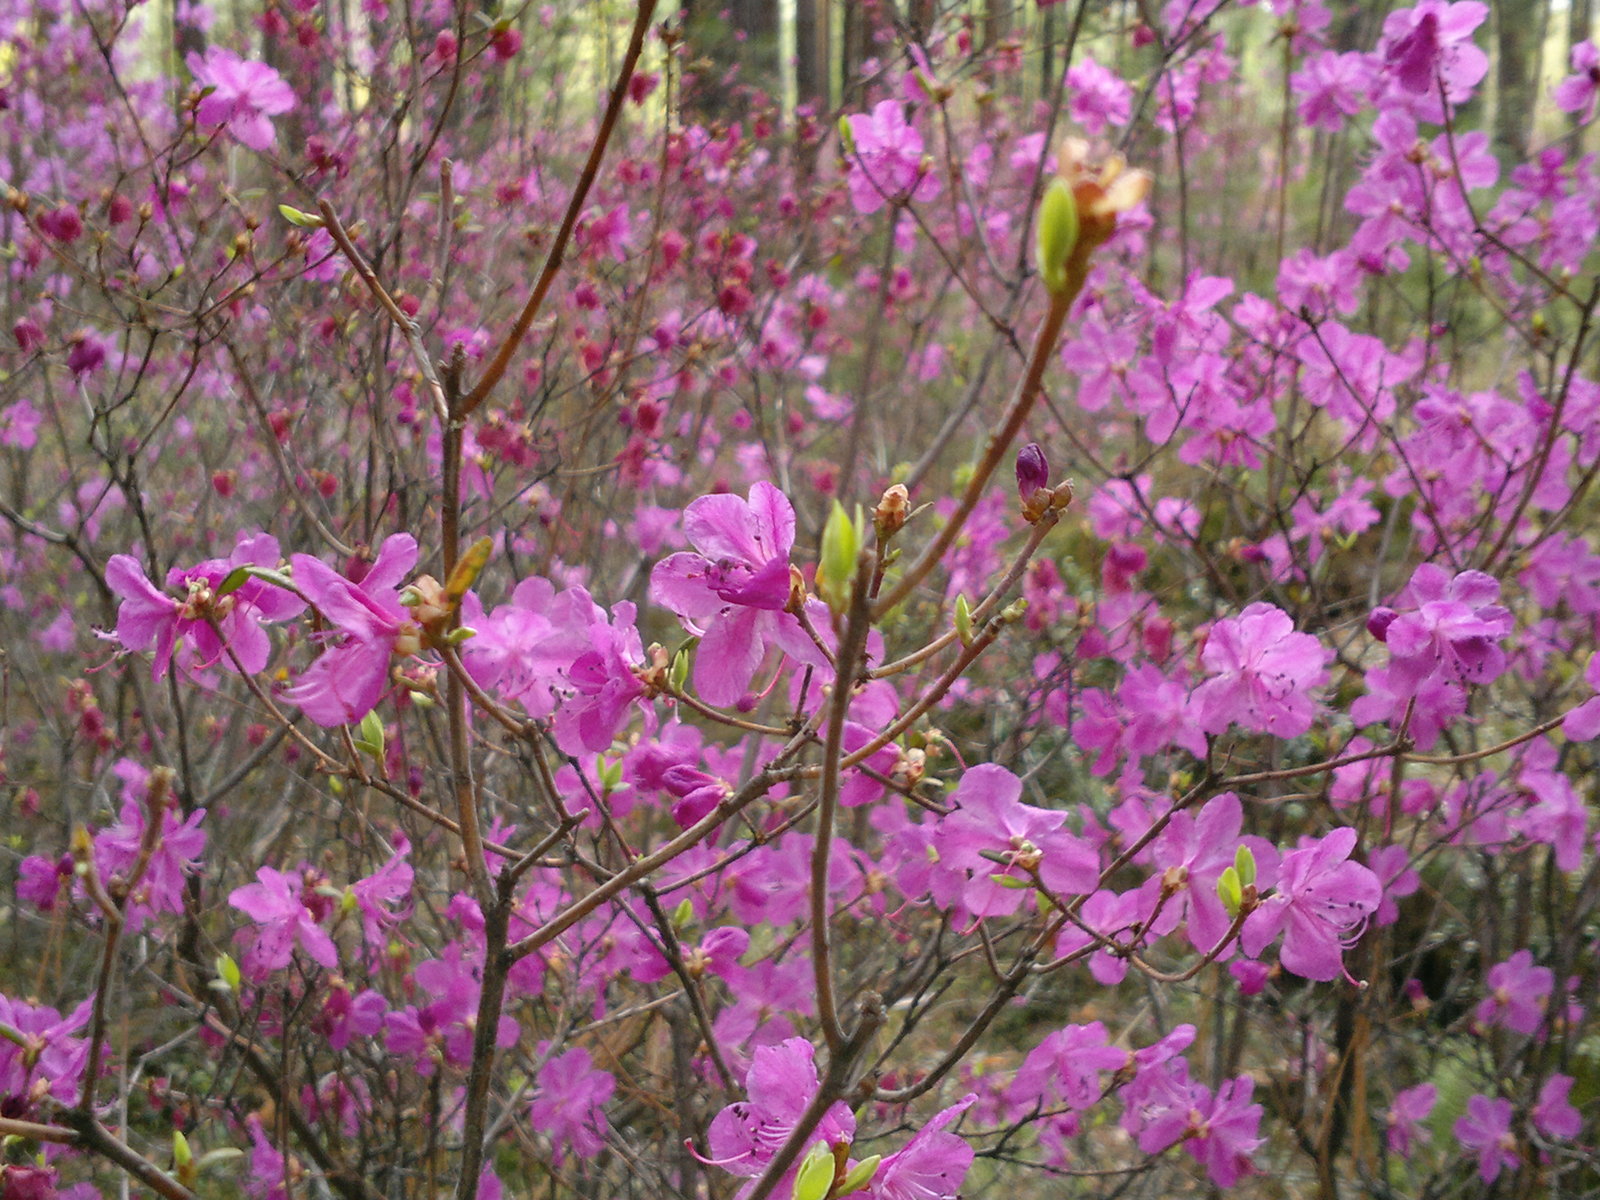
1016,443,1049,499
1366,606,1398,642
874,483,911,538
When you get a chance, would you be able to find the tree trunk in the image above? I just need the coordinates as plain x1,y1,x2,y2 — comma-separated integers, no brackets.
795,0,830,110
1494,0,1545,161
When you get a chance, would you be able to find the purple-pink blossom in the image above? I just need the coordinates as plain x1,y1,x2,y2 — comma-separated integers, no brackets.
1386,1083,1436,1156
929,764,1099,919
1555,41,1600,120
1454,1093,1519,1183
651,483,826,707
1240,828,1380,982
283,534,420,726
1532,1074,1582,1142
187,48,295,151
528,1047,615,1164
1474,949,1552,1035
1382,563,1513,695
704,1038,855,1179
868,1094,977,1200
845,100,940,215
1378,2,1490,103
228,865,339,975
106,532,303,680
1193,603,1331,738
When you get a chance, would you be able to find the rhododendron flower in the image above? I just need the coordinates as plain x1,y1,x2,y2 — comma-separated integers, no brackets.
1378,1,1489,102
1383,564,1513,695
229,866,338,974
1065,57,1133,135
1474,949,1552,1034
384,944,520,1074
1454,1093,1519,1183
1386,1083,1436,1156
1009,1022,1128,1111
107,532,304,680
930,764,1099,919
187,48,295,151
92,786,206,932
245,1116,290,1200
1561,651,1600,741
1182,1076,1264,1188
283,534,420,726
1531,1074,1581,1141
348,836,413,946
1193,603,1331,738
1241,828,1380,981
845,100,939,214
1555,41,1600,120
705,1038,855,1179
651,483,826,707
0,994,93,1114
528,1047,615,1164
868,1094,977,1200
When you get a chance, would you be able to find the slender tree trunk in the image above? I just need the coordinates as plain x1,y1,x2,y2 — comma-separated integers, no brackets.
795,0,830,110
1494,0,1544,161
1573,0,1594,49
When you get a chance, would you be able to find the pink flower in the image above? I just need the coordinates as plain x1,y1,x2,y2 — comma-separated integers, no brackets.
1474,949,1552,1035
0,995,93,1115
347,836,413,947
1531,1074,1582,1142
383,944,519,1075
1009,1022,1128,1111
1383,563,1513,695
107,532,303,680
283,534,420,726
868,1094,977,1200
1183,1076,1264,1188
186,48,295,152
1555,41,1600,119
1065,57,1133,135
244,1116,289,1200
929,764,1099,919
1454,1093,1519,1183
92,768,206,932
228,866,339,974
1378,2,1489,103
651,483,826,707
528,1047,615,1164
705,1038,855,1179
845,100,940,215
1241,828,1380,982
1386,1083,1436,1156
1193,603,1331,738
1291,50,1372,131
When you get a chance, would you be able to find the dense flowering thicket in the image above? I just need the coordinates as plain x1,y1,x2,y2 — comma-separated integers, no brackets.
1,0,1597,1197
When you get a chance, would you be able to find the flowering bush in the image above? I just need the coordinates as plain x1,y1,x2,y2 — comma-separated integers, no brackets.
0,1,1596,1199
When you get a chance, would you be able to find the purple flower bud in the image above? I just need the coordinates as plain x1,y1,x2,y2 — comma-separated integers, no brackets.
37,206,83,244
66,331,107,377
1016,443,1049,499
1366,606,1399,642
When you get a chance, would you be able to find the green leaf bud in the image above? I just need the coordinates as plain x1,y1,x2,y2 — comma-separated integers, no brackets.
1035,177,1080,295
